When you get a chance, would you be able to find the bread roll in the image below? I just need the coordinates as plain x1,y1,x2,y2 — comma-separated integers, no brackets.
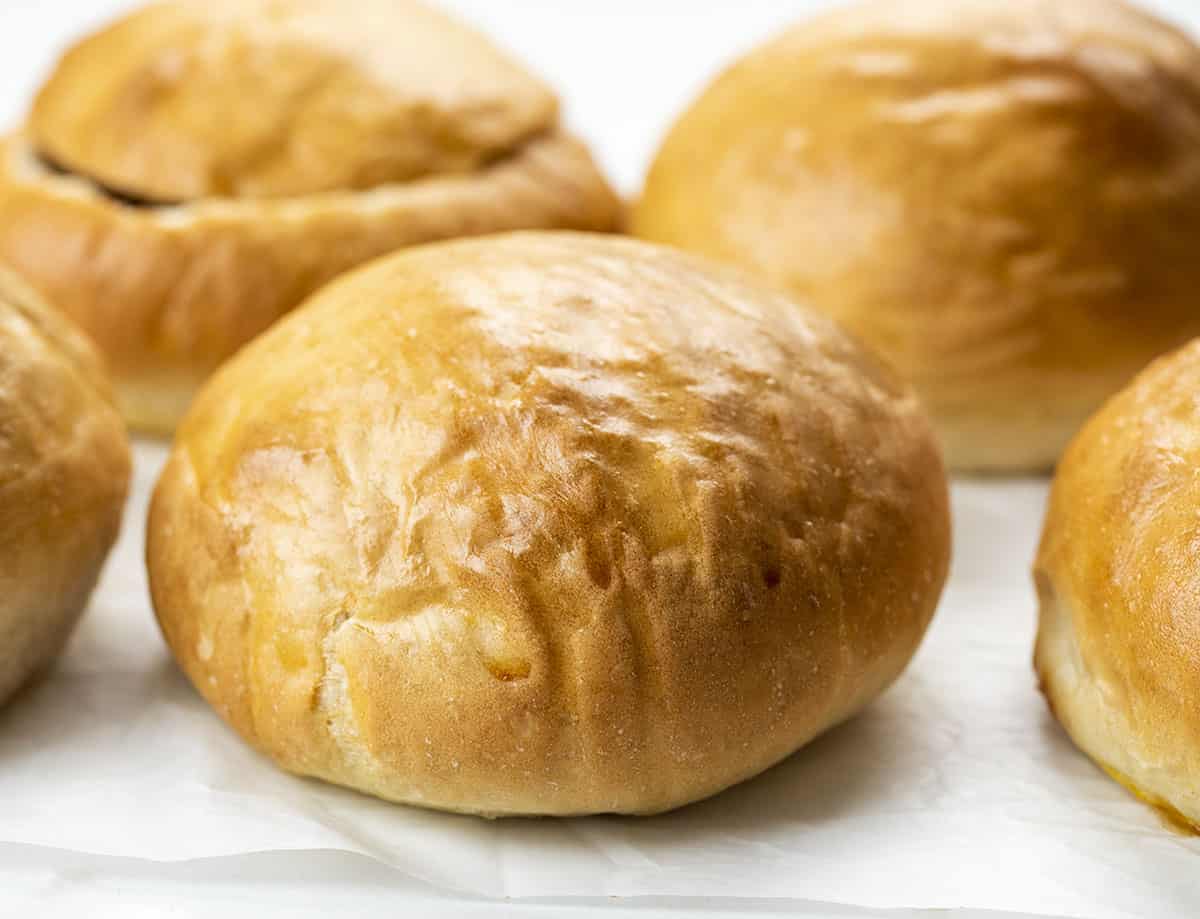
148,231,950,816
0,0,621,434
1036,340,1200,831
632,0,1200,472
0,268,130,707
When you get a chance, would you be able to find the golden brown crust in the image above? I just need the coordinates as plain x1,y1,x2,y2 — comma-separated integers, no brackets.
0,132,621,434
148,232,950,816
1035,339,1200,830
2,0,621,434
30,0,558,200
631,0,1200,472
0,267,130,706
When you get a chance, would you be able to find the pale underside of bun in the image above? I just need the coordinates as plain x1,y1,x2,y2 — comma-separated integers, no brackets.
632,0,1200,473
1036,339,1200,830
148,232,951,816
0,267,130,706
0,0,622,435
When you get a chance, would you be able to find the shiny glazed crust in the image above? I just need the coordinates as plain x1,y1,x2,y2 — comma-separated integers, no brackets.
0,267,130,706
0,0,622,434
1036,340,1200,830
147,232,951,816
631,0,1200,472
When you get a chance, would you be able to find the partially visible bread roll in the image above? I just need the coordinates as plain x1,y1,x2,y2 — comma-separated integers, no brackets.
632,0,1200,472
0,0,621,434
148,232,950,816
1036,340,1200,830
0,268,130,706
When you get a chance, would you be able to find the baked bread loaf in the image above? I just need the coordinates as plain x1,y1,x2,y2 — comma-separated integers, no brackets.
1036,340,1200,831
632,0,1200,472
0,268,130,707
0,0,621,434
148,231,951,816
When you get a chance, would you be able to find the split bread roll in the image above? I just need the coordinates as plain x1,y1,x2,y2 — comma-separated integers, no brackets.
632,0,1200,472
0,0,621,434
1036,340,1200,832
147,232,951,816
0,268,130,707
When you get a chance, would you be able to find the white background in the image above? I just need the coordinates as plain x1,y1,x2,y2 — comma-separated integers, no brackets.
2,2,1200,918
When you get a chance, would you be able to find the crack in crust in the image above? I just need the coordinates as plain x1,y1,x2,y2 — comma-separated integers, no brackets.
0,131,622,435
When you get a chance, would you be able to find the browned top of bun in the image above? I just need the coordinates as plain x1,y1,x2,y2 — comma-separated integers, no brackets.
633,0,1200,471
149,232,950,816
31,0,558,201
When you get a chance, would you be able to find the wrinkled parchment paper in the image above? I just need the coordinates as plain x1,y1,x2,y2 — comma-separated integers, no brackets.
1,442,1198,917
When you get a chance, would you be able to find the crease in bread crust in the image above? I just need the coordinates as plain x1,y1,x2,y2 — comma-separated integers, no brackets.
3,129,614,225
0,131,622,435
24,121,569,214
316,609,379,783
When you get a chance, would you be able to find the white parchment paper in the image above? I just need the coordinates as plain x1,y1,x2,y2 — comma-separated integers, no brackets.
1,442,1197,917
